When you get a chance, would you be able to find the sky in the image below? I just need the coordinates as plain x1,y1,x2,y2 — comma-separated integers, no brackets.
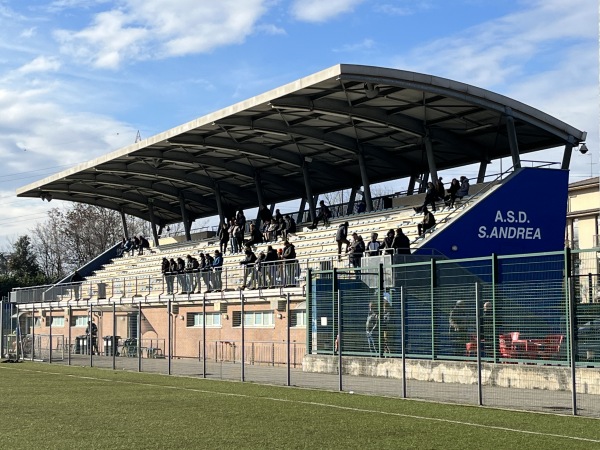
0,0,597,245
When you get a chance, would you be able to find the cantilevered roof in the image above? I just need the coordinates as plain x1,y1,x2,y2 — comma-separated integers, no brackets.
17,64,586,227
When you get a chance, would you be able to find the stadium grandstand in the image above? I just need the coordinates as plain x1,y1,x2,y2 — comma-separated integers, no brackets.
3,64,598,416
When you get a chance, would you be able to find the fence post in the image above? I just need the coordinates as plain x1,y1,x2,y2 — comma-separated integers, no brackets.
49,305,53,364
378,263,384,358
89,306,93,367
167,298,172,375
337,289,343,392
240,291,245,382
475,282,482,406
137,301,142,372
566,248,578,415
306,269,312,355
286,292,291,386
430,258,436,359
31,305,36,361
401,286,407,399
202,296,206,378
112,302,116,370
67,305,72,366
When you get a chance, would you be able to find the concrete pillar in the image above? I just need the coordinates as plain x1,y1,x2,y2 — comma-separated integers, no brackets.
303,162,316,221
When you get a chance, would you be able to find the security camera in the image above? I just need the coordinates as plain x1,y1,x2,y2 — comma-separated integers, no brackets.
579,143,589,154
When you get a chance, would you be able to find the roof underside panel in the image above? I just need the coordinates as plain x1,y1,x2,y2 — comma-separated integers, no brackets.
17,64,586,226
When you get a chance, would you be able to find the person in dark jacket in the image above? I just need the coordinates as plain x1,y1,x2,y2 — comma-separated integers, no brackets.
335,222,350,259
245,223,263,247
381,229,395,255
282,240,297,286
219,222,230,255
240,247,258,289
282,214,296,241
347,233,365,277
162,257,174,294
417,207,436,236
392,228,411,255
309,200,332,229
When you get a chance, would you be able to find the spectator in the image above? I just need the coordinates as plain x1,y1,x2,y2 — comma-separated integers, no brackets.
434,177,445,200
273,216,286,241
71,270,83,300
445,178,460,208
264,245,278,288
138,235,150,255
219,222,230,255
234,220,245,254
255,251,267,288
274,209,283,224
176,257,187,293
282,214,297,241
308,200,332,229
162,257,173,294
347,233,365,275
356,200,366,213
169,258,177,294
131,236,140,256
258,205,273,228
415,181,437,213
366,304,378,353
381,229,395,255
186,254,198,293
449,300,469,356
366,232,381,256
245,223,264,247
240,247,258,289
229,219,239,254
122,237,132,257
417,207,436,236
116,237,127,257
85,319,99,355
212,250,223,291
282,240,297,286
392,228,411,255
456,176,470,201
204,253,215,292
335,222,350,260
236,210,247,237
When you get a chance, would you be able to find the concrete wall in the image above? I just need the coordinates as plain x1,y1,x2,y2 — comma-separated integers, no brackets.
303,354,600,394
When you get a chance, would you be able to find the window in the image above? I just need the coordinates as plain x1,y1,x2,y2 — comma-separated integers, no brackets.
49,317,65,327
186,312,221,328
233,311,274,327
291,310,306,327
33,317,42,328
74,316,88,327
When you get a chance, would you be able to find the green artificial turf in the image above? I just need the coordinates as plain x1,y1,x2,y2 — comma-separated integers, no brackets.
0,362,598,449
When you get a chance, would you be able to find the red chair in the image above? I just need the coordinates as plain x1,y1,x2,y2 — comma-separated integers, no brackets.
499,334,516,359
540,334,564,360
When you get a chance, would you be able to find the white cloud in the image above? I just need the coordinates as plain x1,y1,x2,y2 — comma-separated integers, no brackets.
17,56,61,74
291,0,364,23
333,38,376,53
388,0,597,182
375,2,430,16
54,0,269,69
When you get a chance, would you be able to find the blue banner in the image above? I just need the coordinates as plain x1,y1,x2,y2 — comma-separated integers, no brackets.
415,168,569,259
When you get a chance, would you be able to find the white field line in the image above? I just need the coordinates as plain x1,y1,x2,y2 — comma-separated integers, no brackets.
2,365,600,444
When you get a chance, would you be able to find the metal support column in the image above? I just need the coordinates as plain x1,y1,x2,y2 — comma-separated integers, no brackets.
346,187,358,215
120,209,129,239
561,138,575,170
148,201,160,247
179,193,192,241
112,303,116,370
137,302,142,372
424,135,438,185
49,305,53,363
302,162,316,222
477,161,488,183
202,296,206,378
358,150,373,212
214,183,225,229
67,305,72,366
401,286,407,398
505,108,521,169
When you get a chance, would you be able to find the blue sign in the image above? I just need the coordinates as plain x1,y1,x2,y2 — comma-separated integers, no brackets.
414,168,569,259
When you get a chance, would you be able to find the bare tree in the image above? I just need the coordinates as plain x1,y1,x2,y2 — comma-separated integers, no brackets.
31,204,154,278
